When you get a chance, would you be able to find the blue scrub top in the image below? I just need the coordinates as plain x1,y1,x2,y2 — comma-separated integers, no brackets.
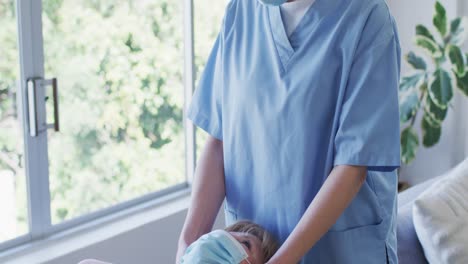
187,0,401,263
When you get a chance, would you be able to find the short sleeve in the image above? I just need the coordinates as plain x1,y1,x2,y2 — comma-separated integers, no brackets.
186,1,237,141
333,7,401,172
186,34,224,140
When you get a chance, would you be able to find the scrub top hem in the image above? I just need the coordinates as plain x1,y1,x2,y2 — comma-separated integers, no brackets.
333,150,401,172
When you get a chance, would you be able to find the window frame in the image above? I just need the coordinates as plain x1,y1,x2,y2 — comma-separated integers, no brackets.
0,0,196,252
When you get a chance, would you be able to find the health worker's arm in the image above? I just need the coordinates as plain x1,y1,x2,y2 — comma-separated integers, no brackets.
266,165,367,264
175,136,226,263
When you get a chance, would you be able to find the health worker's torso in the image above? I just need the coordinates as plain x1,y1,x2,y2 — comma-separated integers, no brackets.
218,0,399,263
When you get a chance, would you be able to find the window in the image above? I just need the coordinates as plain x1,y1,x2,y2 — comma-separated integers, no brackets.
0,0,228,251
42,0,186,224
0,0,29,244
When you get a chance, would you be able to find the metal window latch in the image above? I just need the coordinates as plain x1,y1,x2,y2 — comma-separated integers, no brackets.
27,77,60,137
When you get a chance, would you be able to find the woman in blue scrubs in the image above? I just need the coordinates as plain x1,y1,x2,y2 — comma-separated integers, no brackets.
177,0,401,263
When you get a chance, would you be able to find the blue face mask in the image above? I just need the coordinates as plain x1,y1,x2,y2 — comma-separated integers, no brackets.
180,230,252,264
258,0,288,6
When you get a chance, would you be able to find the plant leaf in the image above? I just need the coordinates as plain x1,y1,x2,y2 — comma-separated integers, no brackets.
399,73,424,92
416,24,436,43
424,94,447,124
455,69,468,96
401,127,419,164
421,114,442,147
447,45,465,76
406,52,427,70
451,18,462,33
429,69,453,107
433,1,447,37
415,36,442,57
449,17,468,45
423,110,441,127
399,89,420,123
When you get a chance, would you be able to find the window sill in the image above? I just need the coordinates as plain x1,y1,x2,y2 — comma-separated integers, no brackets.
0,188,191,264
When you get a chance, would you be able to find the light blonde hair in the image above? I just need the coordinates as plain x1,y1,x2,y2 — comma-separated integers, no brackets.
224,220,279,262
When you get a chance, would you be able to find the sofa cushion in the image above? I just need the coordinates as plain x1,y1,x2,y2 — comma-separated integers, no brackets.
397,175,441,264
413,158,468,264
398,176,439,207
397,200,428,264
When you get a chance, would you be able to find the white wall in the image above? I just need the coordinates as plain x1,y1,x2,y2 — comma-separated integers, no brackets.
47,210,189,264
43,208,225,264
387,0,468,185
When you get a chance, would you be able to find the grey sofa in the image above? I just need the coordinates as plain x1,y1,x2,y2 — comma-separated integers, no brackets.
397,177,441,264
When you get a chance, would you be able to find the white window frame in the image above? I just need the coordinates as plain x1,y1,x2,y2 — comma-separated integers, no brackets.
0,0,196,252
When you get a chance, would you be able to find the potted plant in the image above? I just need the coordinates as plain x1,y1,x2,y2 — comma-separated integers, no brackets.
399,1,468,171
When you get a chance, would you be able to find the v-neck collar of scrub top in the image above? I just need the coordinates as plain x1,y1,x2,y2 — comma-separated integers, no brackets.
267,0,339,71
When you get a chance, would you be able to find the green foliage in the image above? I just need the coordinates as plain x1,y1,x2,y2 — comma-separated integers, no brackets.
455,68,468,96
401,127,419,165
424,93,447,124
416,24,436,42
429,68,453,107
421,115,441,147
433,1,447,36
406,51,427,70
399,89,420,123
449,17,468,44
0,0,227,238
42,0,189,223
447,45,466,76
399,73,425,92
415,36,441,57
399,1,468,164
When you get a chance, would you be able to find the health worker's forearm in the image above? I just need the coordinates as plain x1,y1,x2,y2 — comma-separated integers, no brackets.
176,136,226,263
266,165,367,264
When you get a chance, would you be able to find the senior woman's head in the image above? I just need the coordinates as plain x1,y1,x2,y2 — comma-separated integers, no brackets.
225,220,279,263
180,220,279,264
